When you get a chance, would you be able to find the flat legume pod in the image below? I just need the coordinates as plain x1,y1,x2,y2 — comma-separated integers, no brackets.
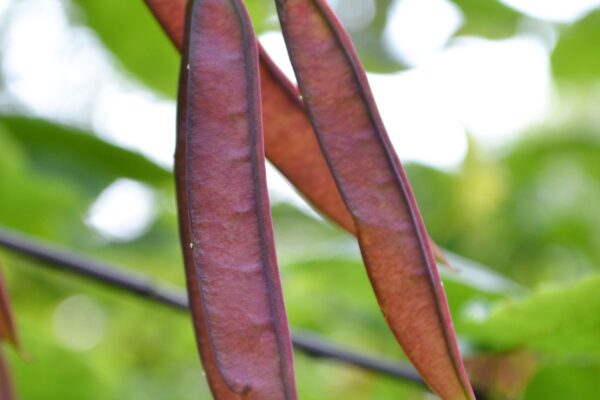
144,0,453,267
0,267,17,350
146,0,353,232
275,1,475,399
0,350,14,400
0,265,17,400
175,0,297,398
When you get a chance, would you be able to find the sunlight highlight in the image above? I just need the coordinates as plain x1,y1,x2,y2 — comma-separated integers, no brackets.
384,0,463,66
53,295,107,352
86,179,157,242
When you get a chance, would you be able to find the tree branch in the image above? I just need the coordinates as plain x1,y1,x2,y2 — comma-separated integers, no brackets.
0,228,426,386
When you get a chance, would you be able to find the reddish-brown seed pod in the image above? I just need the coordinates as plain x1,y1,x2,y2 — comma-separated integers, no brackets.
143,0,455,267
0,264,17,400
0,350,14,400
0,267,18,351
144,0,187,48
144,0,354,233
145,0,453,268
275,1,475,399
175,0,297,398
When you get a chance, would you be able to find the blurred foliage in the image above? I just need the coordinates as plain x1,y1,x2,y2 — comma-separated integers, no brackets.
1,117,171,195
67,0,600,89
70,0,278,97
0,0,600,399
552,9,600,83
463,274,600,357
462,274,600,399
408,131,600,286
73,0,179,97
70,0,180,97
452,0,522,38
334,0,406,72
65,0,600,95
65,0,531,81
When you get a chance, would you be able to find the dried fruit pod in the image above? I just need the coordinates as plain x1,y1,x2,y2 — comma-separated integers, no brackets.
275,1,475,399
175,0,297,398
144,0,454,265
144,0,187,48
145,0,353,232
0,350,14,400
0,264,17,400
0,267,18,351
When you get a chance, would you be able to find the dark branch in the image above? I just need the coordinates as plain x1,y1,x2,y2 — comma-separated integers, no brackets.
290,331,424,385
0,229,187,311
0,228,426,387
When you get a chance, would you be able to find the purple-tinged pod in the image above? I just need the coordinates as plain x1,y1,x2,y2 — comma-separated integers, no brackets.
175,0,297,398
144,0,454,266
275,0,475,398
0,267,18,351
0,350,14,400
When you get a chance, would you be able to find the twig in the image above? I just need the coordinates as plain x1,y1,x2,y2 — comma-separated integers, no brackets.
0,228,426,386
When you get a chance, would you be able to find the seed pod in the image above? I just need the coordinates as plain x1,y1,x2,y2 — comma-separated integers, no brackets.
145,0,353,232
275,1,475,399
0,350,14,400
144,0,186,48
0,267,18,350
0,265,17,400
175,0,297,398
144,0,454,264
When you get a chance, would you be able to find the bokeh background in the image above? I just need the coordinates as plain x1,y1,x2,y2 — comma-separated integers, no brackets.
1,0,600,398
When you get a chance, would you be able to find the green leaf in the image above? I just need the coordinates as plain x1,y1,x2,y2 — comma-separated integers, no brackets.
0,123,89,242
0,116,172,197
405,132,600,287
524,363,600,400
70,0,180,97
0,115,173,246
463,273,600,357
70,0,279,97
500,131,600,284
246,0,279,33
452,0,523,38
552,10,600,83
348,0,405,72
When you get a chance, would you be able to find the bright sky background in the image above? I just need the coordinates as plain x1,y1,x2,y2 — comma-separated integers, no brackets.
0,0,598,240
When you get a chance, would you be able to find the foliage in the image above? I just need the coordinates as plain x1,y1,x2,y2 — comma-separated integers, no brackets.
552,9,600,83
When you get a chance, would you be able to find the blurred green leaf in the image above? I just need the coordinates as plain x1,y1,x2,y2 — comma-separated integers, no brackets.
407,130,600,286
246,0,278,32
0,122,89,243
463,274,600,357
552,9,600,83
0,115,183,283
71,0,180,97
452,0,523,38
70,0,278,97
524,363,600,400
1,116,171,196
500,131,600,284
346,0,406,72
